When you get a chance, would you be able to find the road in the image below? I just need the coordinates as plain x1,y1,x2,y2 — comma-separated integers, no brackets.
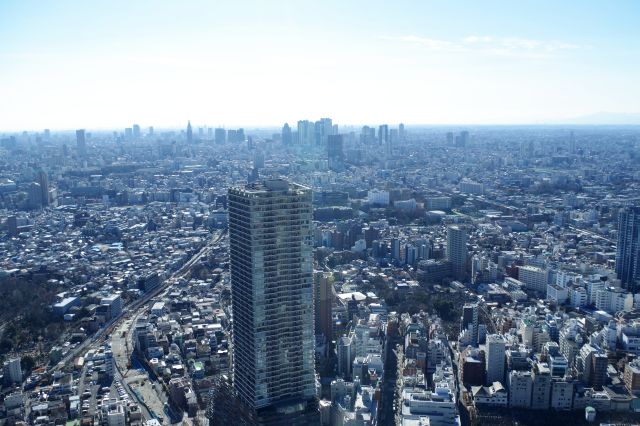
568,225,616,245
47,230,225,424
108,229,226,423
51,230,226,377
111,318,158,422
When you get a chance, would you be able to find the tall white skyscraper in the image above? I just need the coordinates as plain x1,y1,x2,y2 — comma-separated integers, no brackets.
486,334,506,385
228,179,318,423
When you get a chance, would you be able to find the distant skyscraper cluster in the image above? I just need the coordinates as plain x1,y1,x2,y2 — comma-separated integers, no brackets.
446,130,469,147
296,118,334,146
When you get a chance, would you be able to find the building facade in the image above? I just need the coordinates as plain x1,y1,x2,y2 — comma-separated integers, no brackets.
485,334,506,385
228,180,317,421
616,206,640,292
447,226,468,281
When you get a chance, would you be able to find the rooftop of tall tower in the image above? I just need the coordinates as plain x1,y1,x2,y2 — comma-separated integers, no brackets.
263,179,289,191
230,179,310,196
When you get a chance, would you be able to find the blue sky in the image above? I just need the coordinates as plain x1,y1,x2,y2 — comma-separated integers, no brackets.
1,0,639,130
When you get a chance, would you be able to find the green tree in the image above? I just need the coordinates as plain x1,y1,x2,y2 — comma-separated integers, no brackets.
21,355,35,373
0,338,13,355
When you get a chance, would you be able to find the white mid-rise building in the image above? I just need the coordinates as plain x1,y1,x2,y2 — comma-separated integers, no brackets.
569,286,588,308
101,399,126,426
400,384,460,426
485,334,506,386
426,197,452,211
620,323,640,355
508,370,533,408
556,271,580,288
519,265,548,294
459,180,484,195
547,283,568,304
595,286,633,314
367,190,390,206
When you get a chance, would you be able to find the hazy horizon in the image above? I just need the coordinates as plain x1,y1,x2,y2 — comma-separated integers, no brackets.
4,117,640,135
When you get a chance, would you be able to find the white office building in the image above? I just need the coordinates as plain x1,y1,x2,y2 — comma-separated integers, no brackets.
367,190,390,206
519,265,548,294
400,384,461,426
459,180,484,195
485,334,506,386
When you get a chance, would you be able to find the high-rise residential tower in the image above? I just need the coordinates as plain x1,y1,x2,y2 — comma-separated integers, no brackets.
447,225,468,280
228,179,318,424
616,206,640,292
36,169,49,206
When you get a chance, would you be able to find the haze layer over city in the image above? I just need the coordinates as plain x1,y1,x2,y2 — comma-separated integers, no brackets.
1,2,640,426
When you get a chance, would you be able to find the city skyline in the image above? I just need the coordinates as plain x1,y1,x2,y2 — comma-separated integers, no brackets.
2,113,640,425
2,2,640,425
2,0,640,130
